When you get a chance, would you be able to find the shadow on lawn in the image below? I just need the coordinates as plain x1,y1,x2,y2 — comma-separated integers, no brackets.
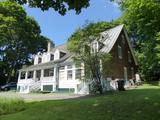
146,81,160,86
65,85,160,101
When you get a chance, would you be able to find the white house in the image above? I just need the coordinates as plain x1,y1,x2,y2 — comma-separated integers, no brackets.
17,25,138,94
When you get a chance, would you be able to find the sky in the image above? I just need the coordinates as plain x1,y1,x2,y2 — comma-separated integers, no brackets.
23,0,122,45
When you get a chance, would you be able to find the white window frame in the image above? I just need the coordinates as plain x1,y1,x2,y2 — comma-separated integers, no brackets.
67,70,72,80
91,41,99,53
44,68,54,77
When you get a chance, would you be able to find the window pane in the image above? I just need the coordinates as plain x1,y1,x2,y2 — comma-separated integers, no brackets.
60,52,66,58
118,45,122,59
76,69,81,79
38,57,42,64
91,42,98,53
27,71,33,79
20,72,26,79
50,54,54,61
36,70,41,79
67,70,72,80
44,68,54,77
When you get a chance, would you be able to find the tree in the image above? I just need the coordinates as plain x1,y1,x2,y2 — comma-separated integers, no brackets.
10,0,90,15
67,22,118,94
0,1,51,83
115,0,160,81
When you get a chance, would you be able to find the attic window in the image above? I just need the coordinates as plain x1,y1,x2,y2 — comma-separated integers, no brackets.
122,34,125,44
118,45,122,59
128,51,132,63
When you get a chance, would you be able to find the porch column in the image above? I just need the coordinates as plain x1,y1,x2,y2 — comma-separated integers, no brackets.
41,69,44,78
74,84,78,94
18,71,21,81
25,71,28,80
33,70,36,81
54,65,58,90
73,64,76,80
40,69,44,91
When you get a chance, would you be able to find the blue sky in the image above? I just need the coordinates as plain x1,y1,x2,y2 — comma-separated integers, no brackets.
24,0,121,45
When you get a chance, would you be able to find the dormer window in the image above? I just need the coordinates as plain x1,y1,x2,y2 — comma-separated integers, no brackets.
118,45,122,59
50,54,54,61
38,57,42,64
60,52,66,58
98,42,104,50
91,42,98,53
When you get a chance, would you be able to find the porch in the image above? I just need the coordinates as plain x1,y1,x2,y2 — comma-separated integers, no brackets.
17,67,57,93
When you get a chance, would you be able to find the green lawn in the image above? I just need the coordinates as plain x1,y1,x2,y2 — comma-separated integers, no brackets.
0,84,160,120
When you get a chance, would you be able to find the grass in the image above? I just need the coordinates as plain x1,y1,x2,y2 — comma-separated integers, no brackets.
0,84,160,120
0,96,26,115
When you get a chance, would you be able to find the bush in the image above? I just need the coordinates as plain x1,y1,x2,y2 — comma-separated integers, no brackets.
0,97,26,115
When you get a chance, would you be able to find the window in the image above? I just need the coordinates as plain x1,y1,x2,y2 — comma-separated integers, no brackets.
20,71,26,79
98,42,104,50
122,34,125,45
50,54,54,61
44,68,54,77
38,57,42,64
76,69,81,79
91,42,98,53
60,52,66,58
128,51,132,63
27,71,33,79
67,70,72,80
36,70,41,80
118,45,122,59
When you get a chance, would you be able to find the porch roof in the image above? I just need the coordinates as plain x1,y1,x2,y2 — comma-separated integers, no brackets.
19,53,72,71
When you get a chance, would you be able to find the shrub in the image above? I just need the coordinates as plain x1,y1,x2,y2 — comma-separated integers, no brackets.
0,97,26,115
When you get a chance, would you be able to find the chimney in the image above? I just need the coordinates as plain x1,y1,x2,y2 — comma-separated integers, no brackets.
47,41,54,52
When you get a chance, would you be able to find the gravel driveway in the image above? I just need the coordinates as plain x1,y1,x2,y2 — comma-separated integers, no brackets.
0,91,87,102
